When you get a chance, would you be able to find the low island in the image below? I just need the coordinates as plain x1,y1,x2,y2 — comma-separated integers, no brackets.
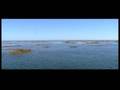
9,49,31,55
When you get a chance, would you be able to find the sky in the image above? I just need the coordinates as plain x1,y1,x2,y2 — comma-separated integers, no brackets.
2,19,118,40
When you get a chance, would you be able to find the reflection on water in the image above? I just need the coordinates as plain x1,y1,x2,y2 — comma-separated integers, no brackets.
2,40,118,69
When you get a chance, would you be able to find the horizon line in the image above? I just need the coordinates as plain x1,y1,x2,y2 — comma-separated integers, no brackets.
2,39,118,41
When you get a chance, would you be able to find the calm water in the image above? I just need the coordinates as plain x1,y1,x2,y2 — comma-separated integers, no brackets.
2,40,118,69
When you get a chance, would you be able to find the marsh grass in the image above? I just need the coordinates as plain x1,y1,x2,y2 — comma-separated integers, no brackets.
9,49,31,55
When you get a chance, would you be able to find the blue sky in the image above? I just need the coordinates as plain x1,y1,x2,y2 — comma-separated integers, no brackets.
2,19,118,40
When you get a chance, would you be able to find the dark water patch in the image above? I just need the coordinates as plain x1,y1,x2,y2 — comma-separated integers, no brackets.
69,46,78,48
3,45,13,47
64,41,77,44
43,46,49,48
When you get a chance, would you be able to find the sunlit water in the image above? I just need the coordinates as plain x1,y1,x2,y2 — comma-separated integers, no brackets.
2,40,118,69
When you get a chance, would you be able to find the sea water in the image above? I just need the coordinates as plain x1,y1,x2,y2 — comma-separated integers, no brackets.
2,40,118,69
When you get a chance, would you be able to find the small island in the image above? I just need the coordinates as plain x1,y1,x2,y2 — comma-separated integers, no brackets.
9,49,31,55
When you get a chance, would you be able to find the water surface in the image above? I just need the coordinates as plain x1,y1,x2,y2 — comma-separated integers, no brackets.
2,40,118,69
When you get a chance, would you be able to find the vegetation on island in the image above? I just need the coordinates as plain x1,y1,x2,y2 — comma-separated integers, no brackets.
9,49,31,55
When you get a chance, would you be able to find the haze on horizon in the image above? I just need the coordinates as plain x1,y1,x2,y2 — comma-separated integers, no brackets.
2,19,118,41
